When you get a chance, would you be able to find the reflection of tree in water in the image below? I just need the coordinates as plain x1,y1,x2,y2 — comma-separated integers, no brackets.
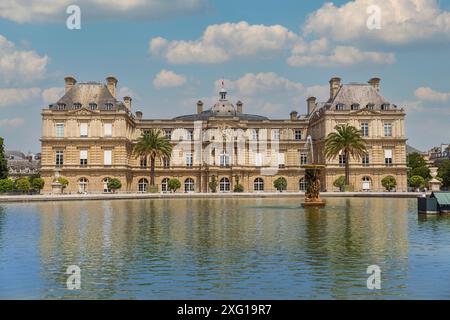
0,205,4,248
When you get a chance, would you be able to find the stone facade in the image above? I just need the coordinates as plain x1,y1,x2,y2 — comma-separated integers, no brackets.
40,76,408,194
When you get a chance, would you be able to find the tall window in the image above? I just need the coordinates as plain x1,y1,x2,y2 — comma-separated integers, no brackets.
254,178,264,192
103,178,111,193
80,150,88,167
278,153,285,169
339,154,346,167
362,154,370,167
104,123,112,137
255,153,263,166
300,153,308,165
184,178,194,193
161,178,169,192
220,151,230,167
361,122,369,137
219,178,230,192
55,123,65,138
272,129,280,140
80,123,88,137
104,150,112,166
163,157,170,168
384,123,393,137
56,151,64,166
186,153,193,167
138,178,149,193
79,178,88,193
294,130,302,140
299,178,308,191
164,129,172,139
187,130,193,140
140,156,147,167
384,149,393,166
251,129,259,140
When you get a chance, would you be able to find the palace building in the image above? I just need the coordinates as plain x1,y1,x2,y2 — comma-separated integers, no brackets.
40,76,408,194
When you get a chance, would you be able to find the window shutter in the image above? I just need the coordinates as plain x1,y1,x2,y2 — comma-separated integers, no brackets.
104,150,112,165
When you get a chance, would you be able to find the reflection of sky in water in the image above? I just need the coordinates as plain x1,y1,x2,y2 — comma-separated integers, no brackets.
0,197,449,299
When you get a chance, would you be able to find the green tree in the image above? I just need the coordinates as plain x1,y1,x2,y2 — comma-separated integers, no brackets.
133,129,173,187
333,176,346,191
30,177,45,193
407,152,430,180
438,160,450,188
0,179,14,193
324,124,367,186
15,178,30,193
57,177,69,193
233,184,244,192
409,175,425,189
168,178,181,192
107,178,122,193
381,175,397,191
0,137,8,179
209,175,218,193
273,177,287,192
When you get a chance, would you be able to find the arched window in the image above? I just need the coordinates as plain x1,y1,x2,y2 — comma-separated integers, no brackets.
219,178,230,192
366,103,375,110
299,178,308,192
73,103,82,109
336,103,345,110
103,178,111,193
351,103,360,111
79,178,88,193
254,178,264,192
89,103,97,110
104,103,113,110
185,178,194,193
138,178,149,193
161,178,170,192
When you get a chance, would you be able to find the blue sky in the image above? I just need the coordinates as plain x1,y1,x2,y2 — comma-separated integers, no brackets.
1,0,450,152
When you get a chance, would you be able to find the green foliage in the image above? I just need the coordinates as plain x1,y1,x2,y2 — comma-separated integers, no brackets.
30,177,45,192
407,152,430,180
168,178,181,192
15,178,30,192
57,177,69,188
325,124,367,185
381,175,397,191
273,177,287,192
409,175,425,189
233,184,244,193
438,160,450,188
107,178,122,192
0,179,14,193
333,176,346,191
133,129,173,186
209,176,218,193
0,137,8,179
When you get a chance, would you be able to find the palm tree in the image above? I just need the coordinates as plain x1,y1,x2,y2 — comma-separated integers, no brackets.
133,129,173,186
324,124,367,186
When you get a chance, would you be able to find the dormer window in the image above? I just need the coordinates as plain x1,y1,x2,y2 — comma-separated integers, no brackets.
335,103,345,111
381,104,390,110
56,103,66,110
104,103,113,110
89,103,97,110
366,103,375,110
351,104,360,111
73,103,82,110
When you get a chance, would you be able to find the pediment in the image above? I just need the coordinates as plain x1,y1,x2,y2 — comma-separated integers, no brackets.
67,107,97,116
350,108,380,115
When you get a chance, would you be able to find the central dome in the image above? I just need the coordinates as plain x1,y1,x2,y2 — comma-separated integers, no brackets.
211,86,237,117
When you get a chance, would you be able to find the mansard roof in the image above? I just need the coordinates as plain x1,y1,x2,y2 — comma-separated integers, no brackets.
49,82,126,111
329,83,391,108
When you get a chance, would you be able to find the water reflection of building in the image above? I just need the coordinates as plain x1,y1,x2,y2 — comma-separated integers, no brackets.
40,76,407,193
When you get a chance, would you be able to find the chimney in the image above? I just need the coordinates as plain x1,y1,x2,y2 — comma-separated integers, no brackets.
307,97,317,115
329,77,341,100
64,76,76,93
236,100,243,113
106,76,118,98
290,111,298,120
368,77,381,92
123,96,132,110
135,111,143,119
197,100,204,114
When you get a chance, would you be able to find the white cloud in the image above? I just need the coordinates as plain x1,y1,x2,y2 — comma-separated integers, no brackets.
153,70,187,89
0,35,48,84
118,86,138,99
288,45,395,67
0,0,208,23
0,118,25,127
0,87,41,107
303,0,450,45
150,21,298,64
415,87,450,102
41,87,64,104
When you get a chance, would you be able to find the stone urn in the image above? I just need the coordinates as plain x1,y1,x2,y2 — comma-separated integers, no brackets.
428,167,442,192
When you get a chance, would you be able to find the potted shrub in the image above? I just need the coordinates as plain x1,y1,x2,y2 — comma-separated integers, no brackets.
57,177,69,193
168,178,181,193
409,175,425,192
209,176,218,193
30,177,45,194
107,178,122,193
382,175,397,192
273,177,287,192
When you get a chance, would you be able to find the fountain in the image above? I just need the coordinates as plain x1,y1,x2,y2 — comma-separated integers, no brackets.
301,136,326,207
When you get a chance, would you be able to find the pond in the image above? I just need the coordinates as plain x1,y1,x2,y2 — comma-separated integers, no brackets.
0,197,449,299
